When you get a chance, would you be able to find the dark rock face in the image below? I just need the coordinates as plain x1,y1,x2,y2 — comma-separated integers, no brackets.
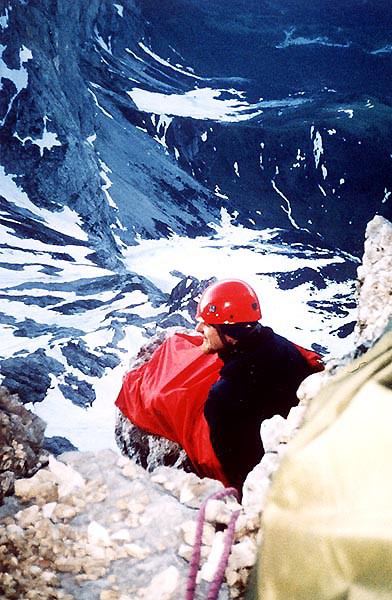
115,409,194,473
42,435,78,456
1,0,391,265
0,349,65,404
0,386,48,503
134,0,392,255
167,275,216,320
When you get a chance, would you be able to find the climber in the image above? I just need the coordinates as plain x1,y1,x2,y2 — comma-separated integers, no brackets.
195,278,324,491
115,278,323,493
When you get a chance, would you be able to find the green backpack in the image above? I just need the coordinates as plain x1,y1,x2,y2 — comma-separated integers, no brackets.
247,329,392,600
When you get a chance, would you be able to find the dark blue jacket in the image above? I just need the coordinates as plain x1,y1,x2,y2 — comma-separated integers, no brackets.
204,324,317,490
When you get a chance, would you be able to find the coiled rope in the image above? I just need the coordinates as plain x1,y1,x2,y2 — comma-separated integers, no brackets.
185,487,241,600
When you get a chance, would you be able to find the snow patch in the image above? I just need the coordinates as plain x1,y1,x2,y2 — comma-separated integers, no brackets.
0,44,32,125
0,166,88,241
338,108,354,119
277,27,350,49
214,186,229,200
0,6,10,30
311,127,324,169
94,25,112,54
382,189,390,204
153,114,173,148
87,133,97,146
127,86,264,122
113,3,123,17
14,116,62,156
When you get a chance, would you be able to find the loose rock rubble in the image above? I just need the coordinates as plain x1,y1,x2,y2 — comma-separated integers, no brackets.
0,407,304,600
0,386,48,503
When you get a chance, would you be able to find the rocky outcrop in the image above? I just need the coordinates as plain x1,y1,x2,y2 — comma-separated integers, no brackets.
354,215,392,352
0,386,48,503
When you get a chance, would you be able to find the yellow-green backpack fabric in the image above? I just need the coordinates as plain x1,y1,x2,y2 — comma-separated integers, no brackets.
247,330,392,600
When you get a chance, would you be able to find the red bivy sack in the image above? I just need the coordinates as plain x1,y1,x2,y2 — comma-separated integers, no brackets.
115,332,229,485
115,332,324,487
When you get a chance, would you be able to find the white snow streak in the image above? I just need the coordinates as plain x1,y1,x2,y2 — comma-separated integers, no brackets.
277,27,350,49
138,41,203,80
94,25,112,54
88,84,114,119
113,4,124,17
382,188,391,204
271,180,300,229
152,114,173,148
99,159,118,209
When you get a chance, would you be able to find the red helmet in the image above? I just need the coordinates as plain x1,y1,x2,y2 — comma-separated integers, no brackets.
196,279,262,324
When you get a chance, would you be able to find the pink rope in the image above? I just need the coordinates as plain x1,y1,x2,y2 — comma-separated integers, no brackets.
185,487,240,600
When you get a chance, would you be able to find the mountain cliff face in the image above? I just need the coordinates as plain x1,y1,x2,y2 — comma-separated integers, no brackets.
1,0,391,261
0,1,391,445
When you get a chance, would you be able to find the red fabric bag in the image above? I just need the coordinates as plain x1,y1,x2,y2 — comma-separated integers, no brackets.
293,343,325,373
115,332,229,485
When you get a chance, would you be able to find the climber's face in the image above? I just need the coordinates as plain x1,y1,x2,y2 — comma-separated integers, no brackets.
196,321,226,354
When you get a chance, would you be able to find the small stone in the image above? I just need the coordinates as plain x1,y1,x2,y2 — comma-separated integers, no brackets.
15,469,58,503
180,520,215,546
150,472,168,485
100,591,120,600
87,521,112,547
29,565,42,576
56,557,84,573
124,514,140,528
41,570,58,584
85,542,107,560
48,455,85,498
6,523,24,538
228,538,258,570
111,528,132,542
124,543,150,560
139,566,179,598
15,505,40,527
199,531,225,583
178,543,192,561
42,502,57,519
121,462,138,479
127,500,146,514
53,503,78,521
